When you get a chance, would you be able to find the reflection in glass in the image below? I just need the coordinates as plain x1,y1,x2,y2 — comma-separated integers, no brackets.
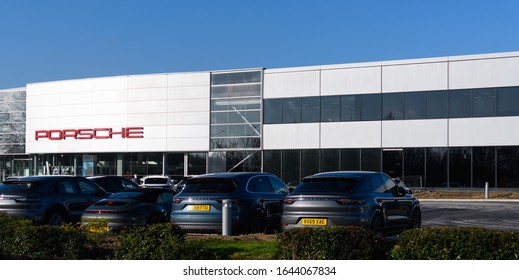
321,96,340,122
301,150,319,179
263,150,282,178
264,99,282,124
383,93,403,120
425,147,447,188
341,95,361,121
283,98,301,123
282,150,300,184
404,92,425,119
426,90,448,119
473,147,495,188
472,88,495,117
321,149,339,172
448,147,471,187
497,146,519,188
497,87,519,116
449,90,471,118
302,97,321,123
361,94,381,121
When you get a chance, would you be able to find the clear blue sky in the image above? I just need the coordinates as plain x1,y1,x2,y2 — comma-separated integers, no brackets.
1,0,519,89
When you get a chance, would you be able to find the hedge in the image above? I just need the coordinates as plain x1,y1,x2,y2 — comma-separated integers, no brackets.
391,227,519,260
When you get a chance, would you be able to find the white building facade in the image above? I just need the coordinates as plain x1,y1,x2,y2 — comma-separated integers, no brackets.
2,51,519,188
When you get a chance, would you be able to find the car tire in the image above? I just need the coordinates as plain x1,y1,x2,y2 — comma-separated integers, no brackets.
370,214,385,236
45,210,65,226
410,209,421,229
250,213,267,234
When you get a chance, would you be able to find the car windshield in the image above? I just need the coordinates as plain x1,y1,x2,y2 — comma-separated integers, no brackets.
0,181,34,193
182,178,236,194
292,177,358,194
144,178,168,184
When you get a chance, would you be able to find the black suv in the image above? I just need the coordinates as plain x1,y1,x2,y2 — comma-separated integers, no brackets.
0,176,108,225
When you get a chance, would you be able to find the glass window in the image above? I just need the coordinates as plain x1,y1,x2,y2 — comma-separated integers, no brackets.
263,150,281,178
321,96,340,122
403,148,425,189
341,95,361,121
380,174,397,192
77,178,102,194
267,176,288,194
426,91,449,119
448,147,472,188
383,93,403,120
472,88,495,117
361,94,382,121
282,150,300,184
188,153,206,175
301,150,319,179
497,87,519,116
341,149,360,170
211,71,261,85
404,92,425,119
248,176,274,193
302,97,321,123
425,147,448,189
361,148,381,171
321,149,340,172
473,147,495,188
497,146,519,188
283,98,301,123
264,99,282,124
449,90,472,118
295,177,357,193
368,174,386,193
382,149,402,178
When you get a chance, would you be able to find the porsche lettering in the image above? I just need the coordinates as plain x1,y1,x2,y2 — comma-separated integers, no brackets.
35,127,144,140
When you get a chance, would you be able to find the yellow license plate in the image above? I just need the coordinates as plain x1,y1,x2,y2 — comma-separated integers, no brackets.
301,218,328,226
89,226,110,233
188,205,211,211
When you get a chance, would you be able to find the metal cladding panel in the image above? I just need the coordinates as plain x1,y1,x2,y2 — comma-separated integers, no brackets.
264,70,320,98
449,56,519,89
449,117,519,147
263,123,320,149
321,66,381,95
128,74,168,89
382,62,448,93
168,72,210,87
381,119,448,148
320,122,381,148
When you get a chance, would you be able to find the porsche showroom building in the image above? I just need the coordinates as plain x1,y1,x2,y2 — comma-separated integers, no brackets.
2,51,519,189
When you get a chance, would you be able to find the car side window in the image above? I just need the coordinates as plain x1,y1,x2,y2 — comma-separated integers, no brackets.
157,192,174,204
369,175,386,193
51,179,77,194
268,176,288,194
381,174,397,193
248,176,274,193
77,178,102,194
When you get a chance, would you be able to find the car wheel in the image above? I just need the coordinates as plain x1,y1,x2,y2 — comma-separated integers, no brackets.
250,213,267,234
410,210,421,229
370,214,385,236
45,211,65,226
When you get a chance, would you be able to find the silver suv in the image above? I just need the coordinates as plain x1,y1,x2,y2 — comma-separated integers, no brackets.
0,176,108,225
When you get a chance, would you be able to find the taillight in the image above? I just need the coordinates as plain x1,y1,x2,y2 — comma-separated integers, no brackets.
336,199,365,205
172,199,183,204
283,199,296,204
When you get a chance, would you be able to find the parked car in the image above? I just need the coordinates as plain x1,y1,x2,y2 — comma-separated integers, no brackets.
81,188,175,232
170,172,289,234
140,175,172,189
0,175,108,226
87,175,141,193
281,171,421,235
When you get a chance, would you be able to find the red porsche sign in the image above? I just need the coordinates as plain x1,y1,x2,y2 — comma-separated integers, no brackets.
35,127,144,140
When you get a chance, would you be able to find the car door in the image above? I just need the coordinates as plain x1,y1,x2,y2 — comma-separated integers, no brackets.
247,175,287,226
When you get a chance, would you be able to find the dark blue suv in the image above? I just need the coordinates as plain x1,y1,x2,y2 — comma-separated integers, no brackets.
170,172,288,234
0,176,108,225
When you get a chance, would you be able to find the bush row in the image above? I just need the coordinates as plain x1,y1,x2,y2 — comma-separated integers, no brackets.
2,214,519,260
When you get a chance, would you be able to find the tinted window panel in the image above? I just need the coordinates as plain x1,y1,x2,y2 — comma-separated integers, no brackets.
183,179,237,193
449,90,472,118
383,93,403,120
361,148,381,171
302,97,321,122
341,95,361,121
361,94,381,121
282,150,300,184
404,92,425,119
321,149,340,172
301,150,320,179
341,149,360,170
294,178,358,194
472,88,495,117
264,99,282,124
283,98,301,123
426,91,449,119
321,96,340,122
497,87,519,116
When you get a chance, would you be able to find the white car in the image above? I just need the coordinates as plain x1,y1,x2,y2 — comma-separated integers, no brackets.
140,175,172,189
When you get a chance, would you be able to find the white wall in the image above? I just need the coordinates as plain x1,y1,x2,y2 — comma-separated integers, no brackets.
26,72,210,154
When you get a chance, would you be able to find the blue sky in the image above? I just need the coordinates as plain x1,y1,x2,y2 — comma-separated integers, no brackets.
1,0,519,89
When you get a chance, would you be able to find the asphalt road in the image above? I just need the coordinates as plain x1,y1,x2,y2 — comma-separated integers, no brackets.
421,200,519,231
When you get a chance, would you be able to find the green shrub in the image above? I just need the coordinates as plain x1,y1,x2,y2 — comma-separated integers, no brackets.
0,215,87,259
391,227,519,260
276,226,389,260
114,223,211,260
